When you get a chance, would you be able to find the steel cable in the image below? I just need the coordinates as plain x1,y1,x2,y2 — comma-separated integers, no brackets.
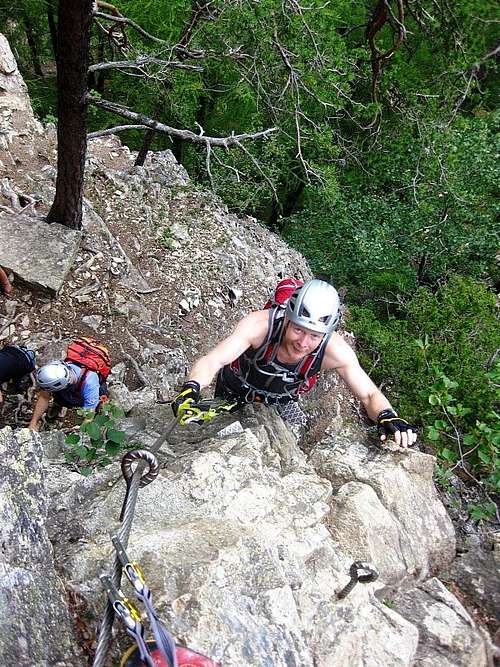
92,416,180,667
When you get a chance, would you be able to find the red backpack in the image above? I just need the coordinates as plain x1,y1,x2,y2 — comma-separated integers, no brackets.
263,277,303,309
65,337,111,382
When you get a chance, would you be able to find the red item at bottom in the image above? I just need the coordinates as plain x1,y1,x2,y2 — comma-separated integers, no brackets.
120,641,221,667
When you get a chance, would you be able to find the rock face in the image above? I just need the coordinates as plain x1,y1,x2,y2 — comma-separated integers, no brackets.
0,213,81,293
33,407,488,667
43,407,422,667
0,427,83,666
309,430,456,589
441,536,500,644
394,578,490,667
0,33,42,145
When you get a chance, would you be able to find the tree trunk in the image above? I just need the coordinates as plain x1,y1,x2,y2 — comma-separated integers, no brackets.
96,31,107,94
135,127,156,166
47,0,94,230
46,0,58,59
23,15,44,77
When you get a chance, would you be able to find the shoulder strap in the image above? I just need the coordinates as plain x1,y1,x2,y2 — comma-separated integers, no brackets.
259,308,285,364
75,367,89,395
297,332,332,380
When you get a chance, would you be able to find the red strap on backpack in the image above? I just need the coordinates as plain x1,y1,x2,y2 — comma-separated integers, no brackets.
263,277,303,309
262,278,319,391
66,337,111,380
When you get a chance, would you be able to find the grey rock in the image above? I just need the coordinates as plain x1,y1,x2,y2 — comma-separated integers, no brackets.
0,427,83,666
43,410,426,667
82,314,103,331
0,34,42,141
310,433,456,587
393,578,490,666
0,213,81,294
108,381,157,413
109,361,127,384
441,536,500,628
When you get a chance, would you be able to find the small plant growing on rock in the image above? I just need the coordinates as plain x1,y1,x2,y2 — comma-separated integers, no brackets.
64,401,136,475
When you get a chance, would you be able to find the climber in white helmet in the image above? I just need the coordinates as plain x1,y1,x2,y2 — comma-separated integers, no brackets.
172,279,417,447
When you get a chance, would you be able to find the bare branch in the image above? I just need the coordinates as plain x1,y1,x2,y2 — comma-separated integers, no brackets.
89,56,204,73
88,124,150,139
93,11,171,45
233,139,278,200
86,94,277,146
94,10,206,59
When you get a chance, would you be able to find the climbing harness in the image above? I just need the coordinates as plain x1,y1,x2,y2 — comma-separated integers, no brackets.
337,561,380,599
92,402,234,667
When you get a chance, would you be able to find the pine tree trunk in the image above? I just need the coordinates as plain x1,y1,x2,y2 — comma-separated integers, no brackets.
46,0,93,230
135,128,156,166
46,0,58,59
23,15,44,77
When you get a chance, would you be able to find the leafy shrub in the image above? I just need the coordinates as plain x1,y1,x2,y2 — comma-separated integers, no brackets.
64,401,137,476
348,276,499,497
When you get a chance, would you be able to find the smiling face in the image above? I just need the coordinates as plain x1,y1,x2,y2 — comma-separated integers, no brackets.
281,321,324,360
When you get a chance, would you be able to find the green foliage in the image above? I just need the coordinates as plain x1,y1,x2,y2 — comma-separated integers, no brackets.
283,112,499,300
64,401,136,475
348,278,499,497
468,502,498,523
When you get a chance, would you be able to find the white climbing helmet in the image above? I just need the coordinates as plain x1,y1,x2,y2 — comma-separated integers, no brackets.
285,279,340,335
35,360,73,392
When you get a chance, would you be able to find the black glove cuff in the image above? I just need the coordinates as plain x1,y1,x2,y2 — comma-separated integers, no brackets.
377,408,398,423
182,380,201,400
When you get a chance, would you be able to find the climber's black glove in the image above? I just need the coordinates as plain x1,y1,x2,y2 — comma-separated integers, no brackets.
171,380,201,417
377,409,417,448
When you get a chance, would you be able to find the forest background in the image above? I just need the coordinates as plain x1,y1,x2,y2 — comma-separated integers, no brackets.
1,0,499,518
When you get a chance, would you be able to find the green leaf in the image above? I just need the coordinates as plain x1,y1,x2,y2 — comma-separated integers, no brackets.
428,394,440,406
84,448,97,462
427,427,440,441
478,450,491,464
105,442,120,456
110,405,125,419
447,406,457,415
86,422,102,440
92,414,111,427
434,419,446,430
107,429,125,444
79,467,93,477
440,447,457,462
75,445,89,459
65,433,80,445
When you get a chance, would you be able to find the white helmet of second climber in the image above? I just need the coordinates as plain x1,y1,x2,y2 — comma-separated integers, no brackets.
35,360,73,392
285,279,341,335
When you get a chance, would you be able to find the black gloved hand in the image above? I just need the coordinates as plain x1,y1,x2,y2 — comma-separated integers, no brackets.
171,380,201,417
377,409,417,447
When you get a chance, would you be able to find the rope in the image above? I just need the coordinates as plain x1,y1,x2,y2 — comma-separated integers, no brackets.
92,416,180,667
